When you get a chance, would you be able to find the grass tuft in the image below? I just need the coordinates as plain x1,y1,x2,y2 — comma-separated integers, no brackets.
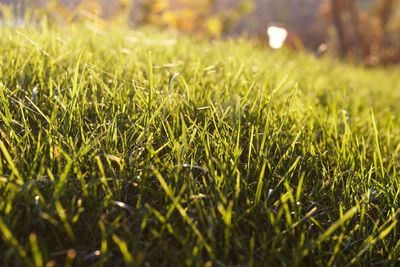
1,20,400,265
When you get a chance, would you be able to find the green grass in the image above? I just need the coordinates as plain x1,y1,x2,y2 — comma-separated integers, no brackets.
1,18,400,266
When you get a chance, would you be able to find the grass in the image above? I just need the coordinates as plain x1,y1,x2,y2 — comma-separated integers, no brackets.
1,16,400,266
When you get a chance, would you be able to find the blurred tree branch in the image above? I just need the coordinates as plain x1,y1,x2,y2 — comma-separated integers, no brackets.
326,0,400,64
374,0,394,47
330,0,346,56
347,0,363,58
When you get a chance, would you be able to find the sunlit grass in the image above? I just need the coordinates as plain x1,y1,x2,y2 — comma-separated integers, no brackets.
1,19,400,266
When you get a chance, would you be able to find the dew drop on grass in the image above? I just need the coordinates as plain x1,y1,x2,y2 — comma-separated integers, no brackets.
190,193,208,199
266,189,273,202
111,200,134,212
169,73,180,95
342,109,350,122
84,250,101,261
32,87,37,103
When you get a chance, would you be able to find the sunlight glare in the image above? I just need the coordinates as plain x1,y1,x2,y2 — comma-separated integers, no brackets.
267,26,288,49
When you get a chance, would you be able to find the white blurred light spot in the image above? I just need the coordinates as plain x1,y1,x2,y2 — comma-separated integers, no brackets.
267,26,288,49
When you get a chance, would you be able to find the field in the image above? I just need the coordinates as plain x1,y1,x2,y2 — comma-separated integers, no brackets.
1,21,400,266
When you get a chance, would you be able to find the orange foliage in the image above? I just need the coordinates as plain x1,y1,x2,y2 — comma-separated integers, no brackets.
141,0,254,37
28,0,253,37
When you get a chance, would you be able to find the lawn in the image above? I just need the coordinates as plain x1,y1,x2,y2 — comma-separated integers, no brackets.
1,20,400,266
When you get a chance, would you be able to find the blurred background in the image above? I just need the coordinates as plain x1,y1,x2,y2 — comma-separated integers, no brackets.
1,0,400,66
